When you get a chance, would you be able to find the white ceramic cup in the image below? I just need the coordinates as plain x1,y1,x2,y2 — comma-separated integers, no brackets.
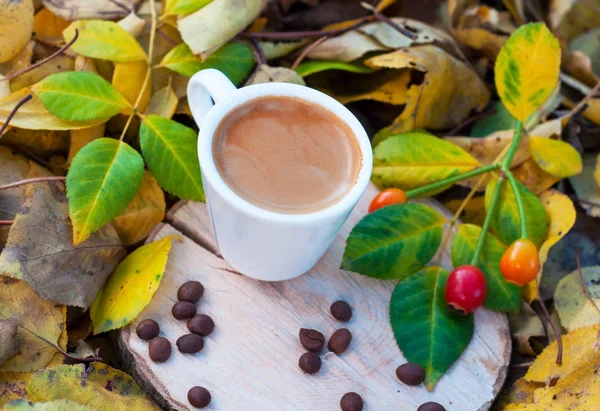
187,69,372,281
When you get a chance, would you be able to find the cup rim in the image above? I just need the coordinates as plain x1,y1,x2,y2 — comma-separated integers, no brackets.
197,82,373,225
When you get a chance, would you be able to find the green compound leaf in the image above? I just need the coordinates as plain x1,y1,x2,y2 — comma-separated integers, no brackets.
484,176,548,247
63,20,147,62
140,115,204,201
389,266,474,390
159,42,254,85
495,22,560,122
451,224,522,313
342,203,444,280
67,138,144,245
372,131,480,195
295,60,375,77
31,72,130,122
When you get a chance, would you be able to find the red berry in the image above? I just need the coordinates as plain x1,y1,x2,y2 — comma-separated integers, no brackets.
368,188,408,213
445,265,487,315
500,239,539,286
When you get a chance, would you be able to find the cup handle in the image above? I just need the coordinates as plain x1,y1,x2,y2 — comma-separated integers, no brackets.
187,69,237,129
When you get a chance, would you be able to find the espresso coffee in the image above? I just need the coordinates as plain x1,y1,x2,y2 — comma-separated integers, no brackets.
212,96,361,214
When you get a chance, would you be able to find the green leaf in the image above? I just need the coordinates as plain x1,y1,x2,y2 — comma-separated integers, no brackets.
470,101,517,137
372,131,480,195
495,23,561,122
140,115,204,201
484,176,548,247
389,266,474,390
342,203,444,280
295,60,375,77
63,20,147,62
159,42,254,85
31,72,130,122
67,138,144,245
529,137,583,178
167,0,213,15
451,224,522,313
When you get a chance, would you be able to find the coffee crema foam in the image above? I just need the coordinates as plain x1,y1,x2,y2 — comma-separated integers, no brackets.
212,96,362,214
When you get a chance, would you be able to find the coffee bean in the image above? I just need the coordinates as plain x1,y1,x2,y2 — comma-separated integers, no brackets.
417,402,446,411
148,337,171,362
299,328,325,352
331,300,352,322
188,314,215,336
340,392,363,411
396,362,425,385
136,319,159,341
298,352,321,374
178,281,204,303
172,301,197,320
328,328,352,354
176,334,204,354
188,386,211,408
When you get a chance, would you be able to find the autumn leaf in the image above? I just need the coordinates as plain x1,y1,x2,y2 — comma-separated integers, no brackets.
529,137,582,178
0,183,125,308
44,0,138,21
145,84,178,119
0,0,34,63
27,363,160,410
246,65,305,85
4,399,91,410
33,8,70,46
0,315,19,366
570,154,600,218
166,0,213,16
111,61,151,115
554,266,600,332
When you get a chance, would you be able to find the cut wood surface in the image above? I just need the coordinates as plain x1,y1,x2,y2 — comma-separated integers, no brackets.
119,183,510,411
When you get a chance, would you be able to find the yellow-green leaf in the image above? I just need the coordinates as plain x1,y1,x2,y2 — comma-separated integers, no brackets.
554,266,600,332
495,23,561,121
3,399,90,411
529,137,583,178
90,236,175,334
63,20,147,63
27,363,160,410
372,131,480,194
168,0,213,15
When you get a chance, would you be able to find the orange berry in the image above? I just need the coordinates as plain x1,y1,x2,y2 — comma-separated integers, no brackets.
500,239,540,286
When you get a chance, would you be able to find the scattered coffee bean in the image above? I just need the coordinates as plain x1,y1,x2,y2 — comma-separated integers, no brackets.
136,319,159,341
331,300,352,322
340,392,363,411
188,386,211,408
396,362,425,385
299,328,325,352
178,281,204,303
188,314,215,336
148,337,171,362
176,334,204,354
298,352,321,374
172,301,197,320
328,328,352,354
417,402,446,411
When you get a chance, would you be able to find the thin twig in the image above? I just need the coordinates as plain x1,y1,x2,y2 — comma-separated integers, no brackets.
107,0,132,12
156,28,178,47
0,176,65,191
0,220,13,225
3,30,79,82
510,361,534,368
360,2,417,40
576,249,600,315
249,38,266,65
0,94,32,136
563,77,600,121
240,18,368,40
19,325,102,363
291,36,327,70
444,108,498,136
537,298,563,365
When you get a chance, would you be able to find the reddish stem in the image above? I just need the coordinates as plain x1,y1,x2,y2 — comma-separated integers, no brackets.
0,176,66,191
0,94,32,136
291,36,327,70
240,18,368,40
249,38,267,65
576,249,600,315
0,220,13,225
537,298,563,365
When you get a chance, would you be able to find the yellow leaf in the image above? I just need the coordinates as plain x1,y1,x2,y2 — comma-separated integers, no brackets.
90,236,175,334
328,69,416,106
497,377,544,409
570,154,600,218
0,88,104,130
555,267,600,332
495,23,561,121
529,137,583,178
512,158,560,195
112,60,151,114
33,8,70,46
145,83,178,119
4,399,91,410
0,278,66,372
10,55,74,92
526,324,600,383
595,154,600,186
68,125,105,164
112,171,166,245
0,371,32,406
0,0,34,63
27,363,160,410
63,20,148,63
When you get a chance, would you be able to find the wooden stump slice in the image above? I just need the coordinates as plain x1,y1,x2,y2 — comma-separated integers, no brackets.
119,184,510,411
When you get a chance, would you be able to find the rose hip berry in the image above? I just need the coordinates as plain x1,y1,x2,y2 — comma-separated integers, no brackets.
500,238,539,286
445,265,487,315
368,188,407,213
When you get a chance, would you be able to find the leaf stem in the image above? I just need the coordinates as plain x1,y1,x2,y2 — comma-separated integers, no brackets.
0,94,32,136
506,170,528,239
239,18,369,40
405,163,500,199
0,220,13,225
576,248,600,316
536,298,563,365
291,36,327,70
470,172,505,265
0,176,65,191
501,120,523,171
